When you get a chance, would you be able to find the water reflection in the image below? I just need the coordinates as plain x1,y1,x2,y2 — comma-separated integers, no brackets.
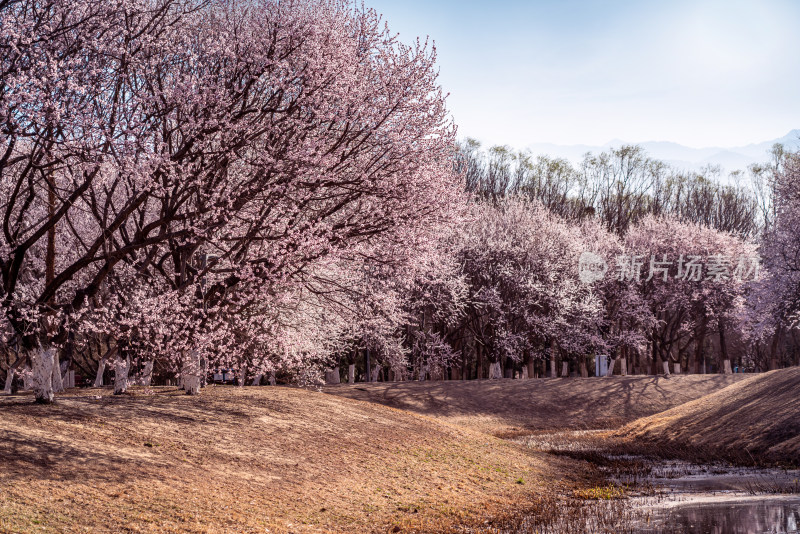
641,498,800,534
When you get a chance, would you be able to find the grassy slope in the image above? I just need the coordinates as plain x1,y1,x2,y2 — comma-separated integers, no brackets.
324,375,749,435
614,368,800,465
0,386,566,534
0,374,761,533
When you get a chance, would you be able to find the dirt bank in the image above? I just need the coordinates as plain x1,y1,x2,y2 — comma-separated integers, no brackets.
325,374,749,435
615,368,800,465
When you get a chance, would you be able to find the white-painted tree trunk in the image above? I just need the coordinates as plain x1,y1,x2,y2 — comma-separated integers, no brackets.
549,358,557,378
3,367,15,394
606,358,616,377
619,358,627,376
488,361,503,379
182,350,202,395
113,356,130,395
662,361,671,376
526,360,534,379
51,352,64,393
21,367,32,390
348,363,355,384
238,365,247,387
561,361,569,377
94,358,107,387
723,359,732,374
251,373,263,386
32,348,55,403
673,363,681,375
140,361,154,386
268,371,276,386
521,366,529,379
329,366,340,384
370,366,380,382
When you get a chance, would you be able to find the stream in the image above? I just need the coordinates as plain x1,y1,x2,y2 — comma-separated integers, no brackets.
626,459,800,533
514,431,800,533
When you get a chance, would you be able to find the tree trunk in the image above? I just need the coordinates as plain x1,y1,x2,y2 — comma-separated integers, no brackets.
325,367,340,384
238,365,247,387
673,362,681,374
619,356,627,376
526,359,534,379
370,366,380,382
94,358,107,387
549,358,556,378
348,363,355,384
251,373,264,386
182,350,202,395
21,367,32,390
32,348,55,403
662,360,671,376
606,357,616,377
521,366,529,379
689,328,701,374
719,321,732,374
51,352,64,393
140,361,154,386
579,357,588,378
3,367,15,394
268,371,276,386
561,361,569,377
113,356,130,395
651,339,660,375
487,361,501,379
769,325,782,370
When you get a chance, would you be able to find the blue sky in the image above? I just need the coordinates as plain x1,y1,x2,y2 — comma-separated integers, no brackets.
366,0,800,149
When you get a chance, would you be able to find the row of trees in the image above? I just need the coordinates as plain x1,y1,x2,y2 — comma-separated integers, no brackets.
408,141,797,381
1,0,799,402
458,141,764,237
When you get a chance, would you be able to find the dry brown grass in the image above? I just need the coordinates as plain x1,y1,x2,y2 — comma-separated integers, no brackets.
324,374,748,435
0,373,768,533
0,386,572,534
614,368,800,466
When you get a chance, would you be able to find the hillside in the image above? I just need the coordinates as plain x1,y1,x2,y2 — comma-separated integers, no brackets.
0,386,565,534
615,368,800,465
324,374,748,435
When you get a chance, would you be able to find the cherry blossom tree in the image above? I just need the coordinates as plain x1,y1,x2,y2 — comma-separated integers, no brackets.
625,215,756,375
453,197,601,379
1,0,461,401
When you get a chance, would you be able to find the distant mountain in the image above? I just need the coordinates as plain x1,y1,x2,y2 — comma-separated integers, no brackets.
525,130,800,174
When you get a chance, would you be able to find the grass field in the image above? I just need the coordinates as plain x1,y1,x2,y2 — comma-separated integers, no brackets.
0,371,792,533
